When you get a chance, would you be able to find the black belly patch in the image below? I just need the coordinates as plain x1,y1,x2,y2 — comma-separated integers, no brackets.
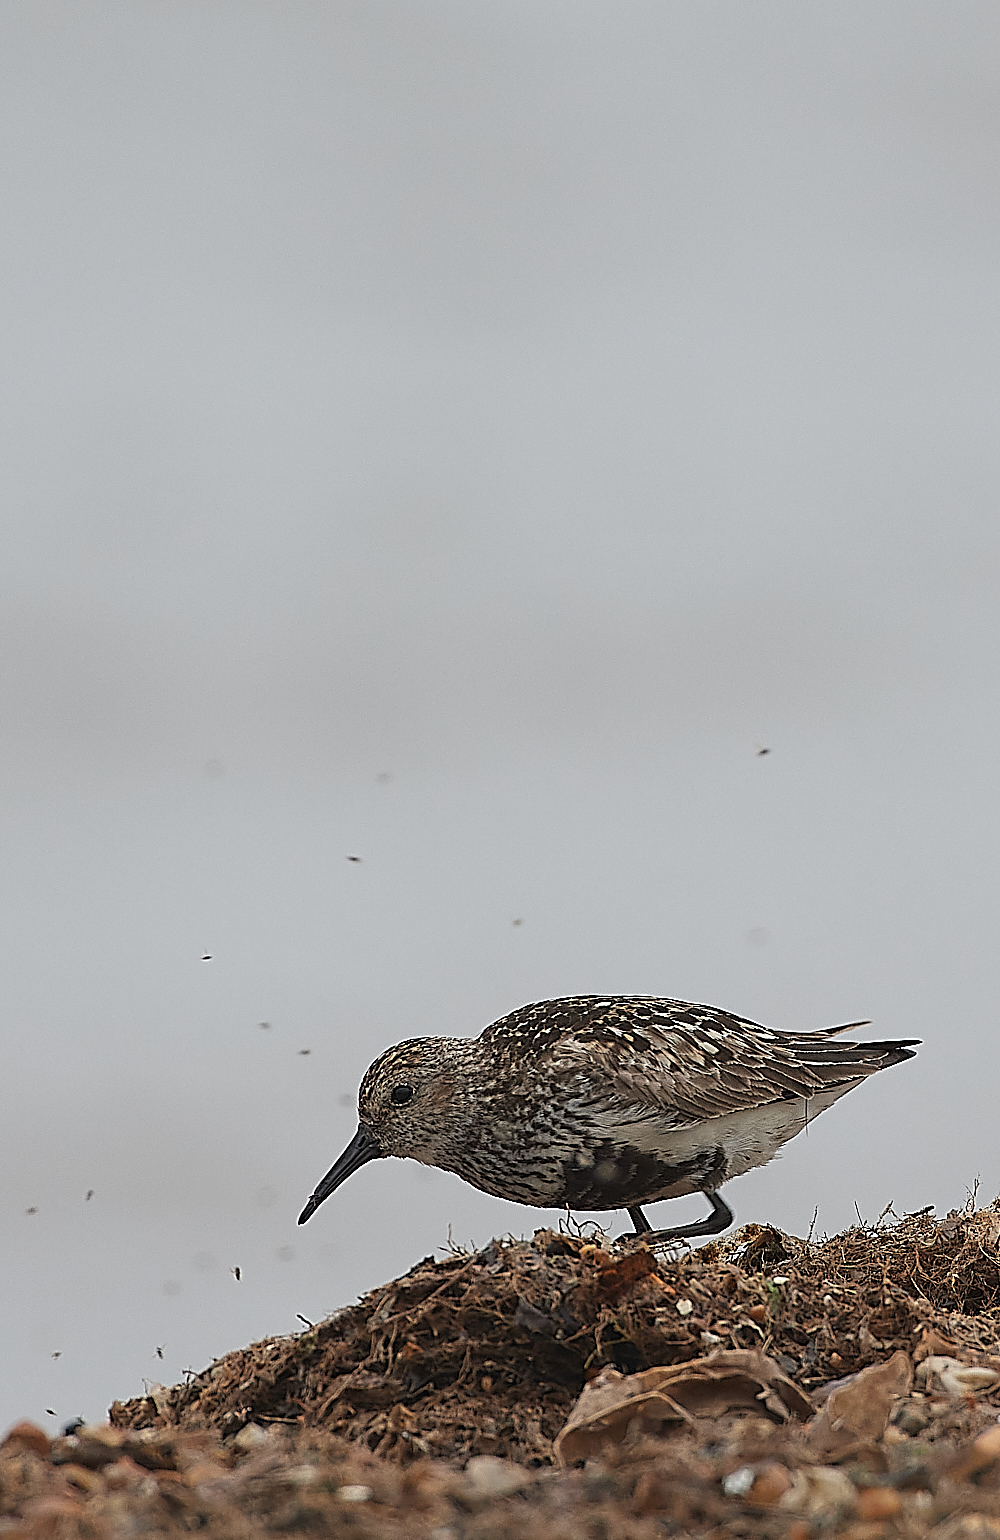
558,1141,727,1209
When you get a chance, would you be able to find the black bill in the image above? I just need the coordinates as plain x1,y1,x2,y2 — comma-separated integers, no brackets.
297,1124,384,1224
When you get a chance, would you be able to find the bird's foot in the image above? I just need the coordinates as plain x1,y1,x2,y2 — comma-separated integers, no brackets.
625,1191,734,1245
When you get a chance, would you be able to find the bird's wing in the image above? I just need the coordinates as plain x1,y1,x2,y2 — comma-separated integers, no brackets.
486,995,916,1128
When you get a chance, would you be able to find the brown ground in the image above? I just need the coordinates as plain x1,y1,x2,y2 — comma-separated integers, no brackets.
6,1201,1000,1537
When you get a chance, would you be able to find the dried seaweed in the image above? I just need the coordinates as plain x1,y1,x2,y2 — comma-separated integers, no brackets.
109,1201,1000,1467
7,1201,1000,1539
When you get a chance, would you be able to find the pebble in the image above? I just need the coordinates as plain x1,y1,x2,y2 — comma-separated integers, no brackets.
747,1463,794,1505
779,1466,857,1515
951,1424,1000,1481
856,1486,902,1521
463,1456,532,1501
336,1484,373,1503
233,1423,271,1452
1,1422,51,1459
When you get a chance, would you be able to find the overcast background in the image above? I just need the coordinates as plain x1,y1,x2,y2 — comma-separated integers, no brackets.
2,0,998,1431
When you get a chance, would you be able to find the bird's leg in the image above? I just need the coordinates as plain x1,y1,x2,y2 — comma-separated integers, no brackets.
627,1191,734,1243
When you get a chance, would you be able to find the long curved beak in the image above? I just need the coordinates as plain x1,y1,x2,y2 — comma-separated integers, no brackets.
297,1124,384,1224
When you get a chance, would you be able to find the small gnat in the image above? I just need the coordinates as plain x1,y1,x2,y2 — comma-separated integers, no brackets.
337,1485,373,1503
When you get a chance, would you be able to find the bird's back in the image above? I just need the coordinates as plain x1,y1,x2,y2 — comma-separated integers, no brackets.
480,995,917,1127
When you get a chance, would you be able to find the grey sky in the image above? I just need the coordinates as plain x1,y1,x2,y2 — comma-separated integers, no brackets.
2,2,998,1429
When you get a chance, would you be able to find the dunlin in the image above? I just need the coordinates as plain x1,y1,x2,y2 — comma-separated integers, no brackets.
298,995,917,1242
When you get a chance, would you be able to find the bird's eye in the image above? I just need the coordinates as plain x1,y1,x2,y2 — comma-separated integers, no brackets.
390,1083,414,1106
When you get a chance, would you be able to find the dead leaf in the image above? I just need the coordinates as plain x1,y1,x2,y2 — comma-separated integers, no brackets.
662,1350,812,1421
857,1322,884,1356
553,1367,692,1464
554,1349,811,1465
809,1351,911,1457
914,1326,960,1363
591,1249,660,1304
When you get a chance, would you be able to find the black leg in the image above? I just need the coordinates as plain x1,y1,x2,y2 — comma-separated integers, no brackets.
627,1190,734,1244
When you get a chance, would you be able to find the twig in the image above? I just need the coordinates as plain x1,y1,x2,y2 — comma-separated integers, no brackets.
315,1370,362,1422
443,1224,472,1257
370,1257,480,1334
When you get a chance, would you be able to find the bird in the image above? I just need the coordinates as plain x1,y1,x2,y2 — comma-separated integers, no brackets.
297,995,918,1243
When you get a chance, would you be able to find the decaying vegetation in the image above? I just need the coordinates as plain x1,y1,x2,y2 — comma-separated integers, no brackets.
5,1201,1000,1537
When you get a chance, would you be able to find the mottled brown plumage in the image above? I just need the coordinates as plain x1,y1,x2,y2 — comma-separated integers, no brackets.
298,995,917,1242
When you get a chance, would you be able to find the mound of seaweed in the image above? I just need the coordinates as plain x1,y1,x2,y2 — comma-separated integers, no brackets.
109,1203,1000,1465
7,1202,1000,1540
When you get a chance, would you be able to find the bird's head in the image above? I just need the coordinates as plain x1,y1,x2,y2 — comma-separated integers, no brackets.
357,1038,463,1160
297,1037,468,1224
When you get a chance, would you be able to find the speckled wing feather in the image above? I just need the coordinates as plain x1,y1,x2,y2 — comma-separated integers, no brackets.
483,995,918,1129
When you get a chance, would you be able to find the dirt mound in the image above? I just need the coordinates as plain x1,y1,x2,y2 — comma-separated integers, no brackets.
7,1202,1000,1539
105,1204,1000,1465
